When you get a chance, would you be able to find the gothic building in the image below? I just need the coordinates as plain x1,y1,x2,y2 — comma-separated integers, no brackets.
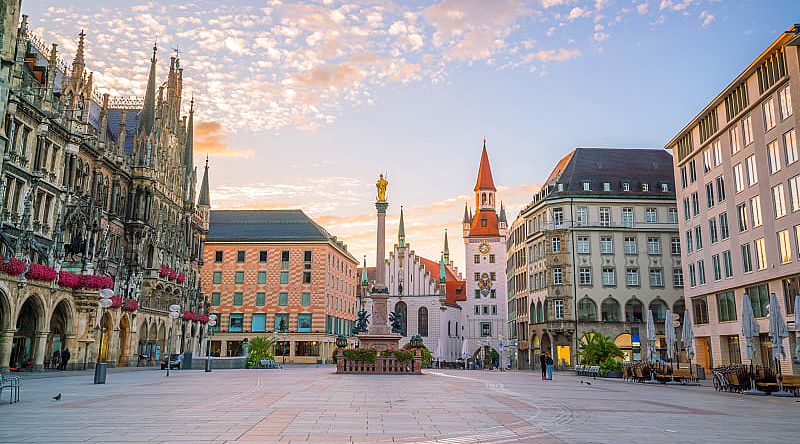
0,9,210,371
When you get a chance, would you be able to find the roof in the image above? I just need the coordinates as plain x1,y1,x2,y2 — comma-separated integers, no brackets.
207,210,334,242
198,157,210,206
357,257,466,304
542,148,675,199
474,145,496,191
470,209,500,236
107,109,142,154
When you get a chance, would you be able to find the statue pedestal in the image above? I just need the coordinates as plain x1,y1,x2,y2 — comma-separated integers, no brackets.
358,290,401,351
357,334,401,352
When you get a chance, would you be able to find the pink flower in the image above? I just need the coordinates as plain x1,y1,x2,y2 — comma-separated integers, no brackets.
1,258,27,276
58,271,81,288
26,263,58,282
177,273,186,284
110,295,123,308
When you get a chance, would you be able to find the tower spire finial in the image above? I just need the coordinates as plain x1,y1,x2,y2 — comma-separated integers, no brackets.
443,228,450,264
398,206,406,248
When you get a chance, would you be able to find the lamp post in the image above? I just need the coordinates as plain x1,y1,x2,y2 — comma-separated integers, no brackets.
166,304,180,377
205,314,217,372
93,288,114,384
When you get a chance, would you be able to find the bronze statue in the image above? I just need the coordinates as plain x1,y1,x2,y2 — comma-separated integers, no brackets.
376,173,388,202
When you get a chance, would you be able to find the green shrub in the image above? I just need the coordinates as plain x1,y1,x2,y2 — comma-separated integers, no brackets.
246,336,274,368
578,332,624,366
600,358,622,374
393,350,414,362
343,348,377,363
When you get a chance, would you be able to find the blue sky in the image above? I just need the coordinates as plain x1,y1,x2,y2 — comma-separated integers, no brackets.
25,0,800,270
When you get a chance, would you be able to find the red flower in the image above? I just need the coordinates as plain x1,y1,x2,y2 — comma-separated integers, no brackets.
1,258,27,276
25,262,58,282
122,299,139,312
58,271,81,288
177,273,186,284
159,265,169,278
110,295,123,308
200,314,209,324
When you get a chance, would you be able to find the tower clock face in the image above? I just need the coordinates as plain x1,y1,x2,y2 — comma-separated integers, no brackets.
479,241,491,255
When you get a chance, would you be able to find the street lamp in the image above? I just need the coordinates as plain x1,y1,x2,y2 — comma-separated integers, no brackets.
93,288,114,384
205,314,217,372
166,304,180,377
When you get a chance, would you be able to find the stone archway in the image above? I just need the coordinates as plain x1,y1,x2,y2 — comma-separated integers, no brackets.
540,332,552,359
48,299,72,369
118,315,131,367
0,289,14,370
138,320,149,366
12,294,47,370
99,311,113,363
157,322,166,362
472,345,500,369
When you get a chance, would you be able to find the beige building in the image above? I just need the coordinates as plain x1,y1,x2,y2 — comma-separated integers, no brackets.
507,216,530,369
665,26,800,375
510,148,682,369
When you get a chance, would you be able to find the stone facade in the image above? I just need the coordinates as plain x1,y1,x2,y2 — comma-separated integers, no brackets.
0,7,209,371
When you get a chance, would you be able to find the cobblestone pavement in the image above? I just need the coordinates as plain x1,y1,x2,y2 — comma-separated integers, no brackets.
1,366,797,443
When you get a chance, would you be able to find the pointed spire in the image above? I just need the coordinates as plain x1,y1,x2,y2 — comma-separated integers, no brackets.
398,206,406,248
499,201,507,223
198,155,210,207
184,97,194,174
463,202,470,224
141,42,158,135
474,141,497,192
361,255,369,286
439,252,446,284
443,229,450,264
74,30,86,67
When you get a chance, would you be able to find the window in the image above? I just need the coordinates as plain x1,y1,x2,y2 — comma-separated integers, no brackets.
214,251,223,262
600,236,613,254
650,299,667,322
304,250,312,262
601,298,620,321
480,322,492,337
619,207,632,227
551,237,561,253
661,182,670,192
649,268,663,287
717,291,737,322
625,299,644,322
579,267,592,285
578,298,597,321
257,271,267,284
670,237,681,255
689,263,697,287
281,250,290,268
773,184,787,218
483,306,489,315
474,272,480,282
229,314,244,333
274,313,289,332
475,305,481,315
768,140,782,174
623,182,631,192
668,207,678,223
697,260,706,285
603,182,611,191
642,183,650,192
624,236,637,255
683,198,691,220
474,254,480,264
554,299,565,319
689,160,697,183
789,176,800,212
750,196,762,227
490,272,496,281
692,297,709,324
681,167,688,188
626,268,639,286
686,230,693,254
712,254,722,281
211,292,221,305
278,292,288,306
734,163,744,193
237,250,246,262
212,271,222,284
673,267,684,287
703,148,712,172
779,85,793,119
720,212,730,239
600,207,611,227
778,230,793,264
741,243,753,273
489,254,495,263
709,218,718,244
743,114,753,145
713,139,723,166
552,267,563,285
754,238,767,270
737,203,748,232
418,307,429,337
722,335,742,364
602,267,615,286
645,208,657,223
705,183,714,208
576,236,590,254
298,314,312,333
280,271,289,284
731,124,742,155
576,206,588,225
722,250,733,278
302,271,311,284
695,226,703,250
764,97,777,130
301,292,311,307
691,192,700,216
252,314,266,333
716,176,726,202
553,208,564,227
647,237,661,255
582,181,591,191
785,129,798,165
746,155,758,186
235,271,244,284
233,292,243,306
259,250,268,262
256,292,266,306
747,283,770,318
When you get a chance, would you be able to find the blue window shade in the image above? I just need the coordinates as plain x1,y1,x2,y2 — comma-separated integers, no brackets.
298,314,312,333
252,314,266,332
229,314,243,333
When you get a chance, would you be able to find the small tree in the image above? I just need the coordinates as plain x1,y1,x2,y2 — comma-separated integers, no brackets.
578,332,624,368
247,336,275,368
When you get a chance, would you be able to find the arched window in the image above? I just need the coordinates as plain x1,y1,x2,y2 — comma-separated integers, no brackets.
530,302,536,323
578,297,597,321
601,297,620,322
418,307,428,337
673,299,686,324
537,301,543,323
394,301,407,335
649,299,668,322
482,193,487,205
625,298,643,322
543,300,549,321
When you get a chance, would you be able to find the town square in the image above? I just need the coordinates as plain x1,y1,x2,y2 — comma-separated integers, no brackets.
2,0,800,443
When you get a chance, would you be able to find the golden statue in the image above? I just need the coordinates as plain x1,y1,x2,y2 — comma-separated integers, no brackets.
376,173,388,202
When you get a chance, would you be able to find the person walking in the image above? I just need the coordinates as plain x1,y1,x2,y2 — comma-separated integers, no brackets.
539,353,547,380
60,348,71,370
546,354,554,380
51,349,61,371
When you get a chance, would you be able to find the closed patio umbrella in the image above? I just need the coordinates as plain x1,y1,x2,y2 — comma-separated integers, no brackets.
794,295,800,362
645,309,658,384
664,309,676,361
681,309,699,385
435,338,443,369
768,293,792,397
461,339,470,369
741,293,764,395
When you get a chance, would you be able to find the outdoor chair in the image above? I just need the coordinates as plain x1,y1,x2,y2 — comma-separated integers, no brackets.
0,373,20,404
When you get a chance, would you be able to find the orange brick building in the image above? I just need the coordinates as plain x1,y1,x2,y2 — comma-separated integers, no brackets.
202,210,358,363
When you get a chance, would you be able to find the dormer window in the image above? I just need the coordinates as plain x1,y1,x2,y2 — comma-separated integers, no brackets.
557,183,564,192
622,182,631,192
582,181,591,191
603,182,611,191
642,183,649,192
481,218,487,227
661,183,669,192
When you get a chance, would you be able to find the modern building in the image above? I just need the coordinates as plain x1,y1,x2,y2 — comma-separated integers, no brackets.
202,210,358,363
512,148,682,369
665,26,800,375
0,8,209,371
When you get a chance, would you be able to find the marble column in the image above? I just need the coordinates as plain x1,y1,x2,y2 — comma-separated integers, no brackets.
369,201,390,336
0,329,14,370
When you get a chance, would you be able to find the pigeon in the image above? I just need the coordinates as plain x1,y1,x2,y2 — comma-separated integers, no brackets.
580,380,584,384
585,382,592,386
52,393,61,401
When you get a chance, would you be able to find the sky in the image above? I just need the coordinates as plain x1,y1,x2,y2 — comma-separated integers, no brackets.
24,0,800,272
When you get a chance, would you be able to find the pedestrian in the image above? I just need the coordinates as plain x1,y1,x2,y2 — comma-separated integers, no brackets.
546,354,554,380
51,349,61,370
539,353,547,380
60,348,71,370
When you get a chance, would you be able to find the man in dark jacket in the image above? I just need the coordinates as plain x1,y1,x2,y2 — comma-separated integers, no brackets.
539,353,547,380
60,348,71,370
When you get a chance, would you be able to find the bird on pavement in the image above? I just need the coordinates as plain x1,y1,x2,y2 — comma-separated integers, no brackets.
52,393,61,401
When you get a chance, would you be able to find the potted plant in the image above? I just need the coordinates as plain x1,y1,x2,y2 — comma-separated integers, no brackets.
578,332,624,377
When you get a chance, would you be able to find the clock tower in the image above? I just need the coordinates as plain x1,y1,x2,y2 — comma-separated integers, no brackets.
462,140,508,366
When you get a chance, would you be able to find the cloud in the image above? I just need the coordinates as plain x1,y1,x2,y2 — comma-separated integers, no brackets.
523,48,581,63
567,7,591,21
699,11,714,28
636,3,649,15
659,0,693,12
194,121,254,157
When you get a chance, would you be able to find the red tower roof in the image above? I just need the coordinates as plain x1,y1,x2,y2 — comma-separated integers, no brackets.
473,144,496,192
